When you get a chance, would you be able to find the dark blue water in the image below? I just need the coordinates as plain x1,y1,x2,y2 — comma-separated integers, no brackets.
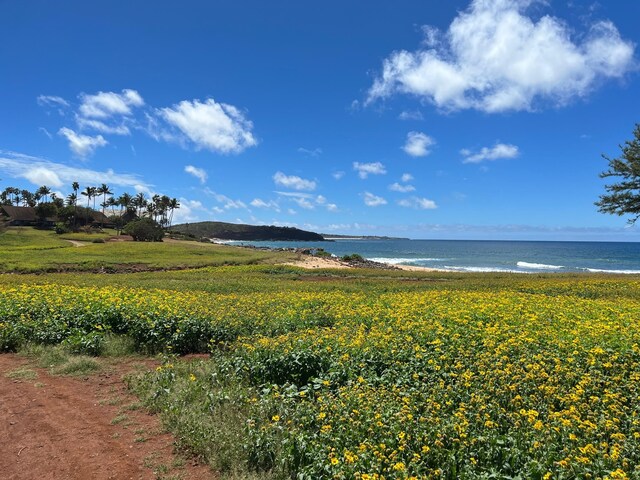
227,239,640,274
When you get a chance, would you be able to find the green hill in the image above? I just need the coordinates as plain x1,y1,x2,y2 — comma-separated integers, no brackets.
171,221,325,241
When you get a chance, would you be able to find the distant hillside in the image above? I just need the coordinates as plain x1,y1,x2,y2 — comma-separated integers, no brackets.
172,221,325,241
320,234,409,240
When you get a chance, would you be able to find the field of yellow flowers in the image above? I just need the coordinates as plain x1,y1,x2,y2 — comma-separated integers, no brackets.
2,277,640,479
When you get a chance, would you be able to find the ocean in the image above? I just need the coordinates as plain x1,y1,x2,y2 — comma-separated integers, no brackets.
227,239,640,274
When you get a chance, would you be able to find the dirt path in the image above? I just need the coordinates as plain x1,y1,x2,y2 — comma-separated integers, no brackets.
0,354,214,480
66,240,88,247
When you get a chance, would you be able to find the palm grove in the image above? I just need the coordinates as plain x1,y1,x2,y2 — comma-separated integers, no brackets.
0,182,180,239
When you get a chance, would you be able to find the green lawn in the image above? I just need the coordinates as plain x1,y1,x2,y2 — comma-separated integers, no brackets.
0,227,294,273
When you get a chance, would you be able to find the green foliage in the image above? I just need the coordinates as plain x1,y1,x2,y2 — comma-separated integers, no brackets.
62,330,105,356
55,222,71,234
124,218,165,242
34,202,58,224
172,220,325,241
341,253,364,262
596,123,640,223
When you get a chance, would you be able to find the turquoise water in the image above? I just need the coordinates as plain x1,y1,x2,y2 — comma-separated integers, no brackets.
228,239,640,274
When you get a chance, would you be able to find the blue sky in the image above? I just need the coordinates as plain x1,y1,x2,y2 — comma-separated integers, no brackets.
1,0,639,240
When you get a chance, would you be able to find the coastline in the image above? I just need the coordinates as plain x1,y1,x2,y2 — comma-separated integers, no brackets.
284,254,442,272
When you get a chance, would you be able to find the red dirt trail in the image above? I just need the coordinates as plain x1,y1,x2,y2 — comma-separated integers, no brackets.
0,354,214,480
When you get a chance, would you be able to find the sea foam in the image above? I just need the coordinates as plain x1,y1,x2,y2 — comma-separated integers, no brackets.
517,261,564,270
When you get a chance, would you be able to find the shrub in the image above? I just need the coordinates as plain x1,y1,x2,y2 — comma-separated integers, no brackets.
54,222,70,234
341,253,364,262
123,218,164,242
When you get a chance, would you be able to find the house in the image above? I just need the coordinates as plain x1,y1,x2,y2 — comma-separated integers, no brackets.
0,205,38,226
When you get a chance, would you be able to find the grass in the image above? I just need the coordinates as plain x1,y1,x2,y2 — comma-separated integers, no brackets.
16,343,102,376
0,226,295,273
5,366,38,380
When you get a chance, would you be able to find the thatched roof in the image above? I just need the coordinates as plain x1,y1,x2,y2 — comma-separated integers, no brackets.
0,205,37,222
90,210,110,224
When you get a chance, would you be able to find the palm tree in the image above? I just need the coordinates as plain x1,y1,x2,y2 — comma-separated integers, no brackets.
36,185,51,204
133,192,146,218
71,182,80,228
96,184,113,216
66,192,77,207
167,198,180,228
81,186,93,209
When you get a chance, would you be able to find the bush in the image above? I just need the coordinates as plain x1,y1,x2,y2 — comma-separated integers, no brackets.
123,218,164,242
92,238,105,243
341,253,364,262
54,222,71,234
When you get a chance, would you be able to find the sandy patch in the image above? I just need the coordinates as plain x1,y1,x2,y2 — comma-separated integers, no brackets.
284,256,351,269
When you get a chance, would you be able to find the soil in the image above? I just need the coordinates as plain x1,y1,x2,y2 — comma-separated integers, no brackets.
0,354,215,480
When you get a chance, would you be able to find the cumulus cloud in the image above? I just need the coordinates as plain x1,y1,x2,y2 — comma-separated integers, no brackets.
398,196,438,210
363,191,387,207
401,173,414,182
389,182,416,193
367,0,635,112
461,143,519,163
184,165,208,184
0,150,152,190
172,198,206,224
160,99,257,154
273,171,317,191
332,171,345,180
58,127,108,158
403,131,435,157
353,162,387,179
79,89,144,118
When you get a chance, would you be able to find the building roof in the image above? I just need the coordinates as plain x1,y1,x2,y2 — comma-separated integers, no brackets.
0,205,37,221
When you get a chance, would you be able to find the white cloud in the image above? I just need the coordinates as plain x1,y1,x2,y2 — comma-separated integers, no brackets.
403,131,435,157
353,161,387,179
401,173,414,182
275,191,313,199
76,117,130,135
298,147,323,157
389,182,416,193
79,89,144,119
39,127,53,139
363,191,387,207
0,150,152,191
58,127,108,158
215,194,246,210
332,171,345,180
160,98,257,154
172,198,206,225
273,171,316,191
326,203,338,212
22,167,64,187
294,197,315,209
37,95,69,109
398,196,438,210
184,165,208,184
461,143,519,163
315,195,326,205
367,0,635,112
250,198,280,211
398,110,424,120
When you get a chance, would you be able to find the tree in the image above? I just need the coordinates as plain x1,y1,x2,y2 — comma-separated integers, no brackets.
123,218,164,242
596,124,640,223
